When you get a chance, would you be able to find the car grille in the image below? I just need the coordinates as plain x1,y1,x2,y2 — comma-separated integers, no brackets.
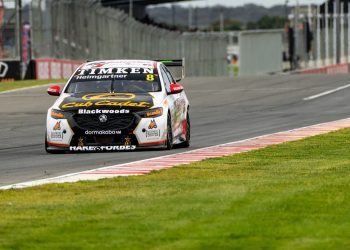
73,114,135,130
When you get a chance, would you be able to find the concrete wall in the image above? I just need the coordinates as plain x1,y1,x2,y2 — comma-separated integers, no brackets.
239,30,283,76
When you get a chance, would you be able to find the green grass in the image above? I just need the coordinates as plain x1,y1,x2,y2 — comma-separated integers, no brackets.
2,129,350,249
0,79,65,92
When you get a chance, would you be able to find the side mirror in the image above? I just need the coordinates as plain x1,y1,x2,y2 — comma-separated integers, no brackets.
47,85,61,96
170,84,184,94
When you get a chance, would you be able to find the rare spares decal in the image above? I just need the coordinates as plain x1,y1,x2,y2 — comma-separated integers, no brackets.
59,93,154,111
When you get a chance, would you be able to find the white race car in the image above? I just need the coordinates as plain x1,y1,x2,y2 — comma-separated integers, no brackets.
45,59,190,153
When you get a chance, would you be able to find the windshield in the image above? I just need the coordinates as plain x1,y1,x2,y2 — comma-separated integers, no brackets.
65,69,161,94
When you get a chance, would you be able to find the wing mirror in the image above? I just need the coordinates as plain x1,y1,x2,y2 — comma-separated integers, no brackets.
170,84,184,94
47,85,61,96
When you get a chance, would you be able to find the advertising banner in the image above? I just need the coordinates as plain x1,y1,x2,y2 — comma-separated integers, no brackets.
0,60,20,81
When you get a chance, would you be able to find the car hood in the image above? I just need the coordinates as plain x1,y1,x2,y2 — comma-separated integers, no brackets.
58,92,157,112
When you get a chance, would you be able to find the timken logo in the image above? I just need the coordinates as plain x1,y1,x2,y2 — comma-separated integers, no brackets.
77,68,154,75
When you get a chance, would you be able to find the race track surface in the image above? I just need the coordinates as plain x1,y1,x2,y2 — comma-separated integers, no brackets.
1,74,350,186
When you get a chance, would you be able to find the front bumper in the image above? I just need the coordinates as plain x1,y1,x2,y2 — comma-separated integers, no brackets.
46,110,167,151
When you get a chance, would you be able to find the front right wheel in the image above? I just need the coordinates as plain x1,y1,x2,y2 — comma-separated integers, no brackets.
45,132,64,154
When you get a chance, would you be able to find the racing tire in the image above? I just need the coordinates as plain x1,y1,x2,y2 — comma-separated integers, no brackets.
180,113,190,148
166,114,173,150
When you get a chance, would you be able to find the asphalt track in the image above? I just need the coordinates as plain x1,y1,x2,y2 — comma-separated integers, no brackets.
1,74,350,186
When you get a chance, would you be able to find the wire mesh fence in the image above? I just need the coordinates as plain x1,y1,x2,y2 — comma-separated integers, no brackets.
0,0,19,60
31,0,228,77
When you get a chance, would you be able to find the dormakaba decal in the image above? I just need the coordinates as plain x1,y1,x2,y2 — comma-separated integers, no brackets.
69,145,137,151
85,130,122,135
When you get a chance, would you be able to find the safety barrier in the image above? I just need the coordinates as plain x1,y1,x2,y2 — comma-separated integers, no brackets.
31,0,228,77
300,63,350,75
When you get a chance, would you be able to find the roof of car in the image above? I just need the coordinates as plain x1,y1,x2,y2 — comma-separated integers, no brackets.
81,60,157,70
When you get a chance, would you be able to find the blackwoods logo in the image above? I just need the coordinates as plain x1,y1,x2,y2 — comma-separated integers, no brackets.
0,62,9,78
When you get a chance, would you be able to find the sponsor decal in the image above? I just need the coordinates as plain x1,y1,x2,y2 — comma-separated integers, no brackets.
51,110,65,119
53,121,61,130
146,109,162,117
88,62,106,68
51,121,64,140
60,93,153,110
0,62,9,78
78,137,85,147
61,101,151,109
124,137,132,146
62,100,151,109
51,132,63,140
69,145,137,151
99,114,108,123
75,74,127,80
77,68,154,75
146,130,160,138
148,119,157,129
82,93,135,101
78,109,130,114
175,98,186,111
0,61,21,81
85,130,121,135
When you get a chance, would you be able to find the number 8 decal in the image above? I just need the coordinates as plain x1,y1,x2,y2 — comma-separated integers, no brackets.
146,74,155,81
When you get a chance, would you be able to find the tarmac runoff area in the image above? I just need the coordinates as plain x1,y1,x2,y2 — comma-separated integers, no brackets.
1,74,350,188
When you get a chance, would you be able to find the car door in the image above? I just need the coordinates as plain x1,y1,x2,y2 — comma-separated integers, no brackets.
162,65,186,139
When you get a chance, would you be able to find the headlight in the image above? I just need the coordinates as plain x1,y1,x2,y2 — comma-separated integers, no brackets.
51,109,66,119
137,107,163,118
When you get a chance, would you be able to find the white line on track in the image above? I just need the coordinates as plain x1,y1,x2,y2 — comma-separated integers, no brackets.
303,83,350,101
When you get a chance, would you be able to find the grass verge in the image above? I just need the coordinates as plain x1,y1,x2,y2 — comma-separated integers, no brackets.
0,79,65,92
1,129,350,249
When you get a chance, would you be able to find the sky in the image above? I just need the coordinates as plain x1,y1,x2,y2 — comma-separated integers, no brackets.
175,0,327,7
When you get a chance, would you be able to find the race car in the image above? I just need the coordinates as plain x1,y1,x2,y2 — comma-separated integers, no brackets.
45,59,190,153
